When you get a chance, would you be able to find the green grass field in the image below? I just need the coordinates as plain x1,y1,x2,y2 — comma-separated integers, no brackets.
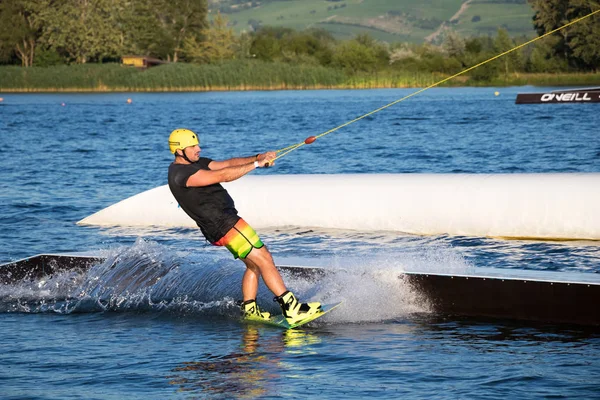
315,22,407,43
2,62,599,92
457,2,536,37
0,62,348,91
215,0,536,42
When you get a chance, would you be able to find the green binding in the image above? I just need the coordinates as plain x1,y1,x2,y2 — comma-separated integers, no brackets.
244,302,342,329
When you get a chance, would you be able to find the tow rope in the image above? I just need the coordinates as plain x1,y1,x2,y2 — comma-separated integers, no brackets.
269,8,600,164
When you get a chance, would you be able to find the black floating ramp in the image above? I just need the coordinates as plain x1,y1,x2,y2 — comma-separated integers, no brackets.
1,254,599,326
403,268,600,326
516,87,600,104
0,253,105,285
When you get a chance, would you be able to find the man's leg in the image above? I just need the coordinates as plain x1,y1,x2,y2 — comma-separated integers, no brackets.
213,219,285,300
241,258,260,301
215,218,320,323
243,246,286,298
240,251,279,320
243,246,321,324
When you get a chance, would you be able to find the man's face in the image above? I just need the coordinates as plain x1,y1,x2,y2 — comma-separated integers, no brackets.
182,144,201,162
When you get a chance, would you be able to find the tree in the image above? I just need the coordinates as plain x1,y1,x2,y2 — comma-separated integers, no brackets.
417,45,461,74
331,39,380,74
184,11,235,63
354,33,390,69
234,31,253,59
443,30,466,59
494,28,523,79
442,30,466,70
0,0,41,66
564,0,600,70
249,27,294,61
469,53,500,82
38,0,122,64
154,0,208,62
118,0,172,58
529,0,600,70
280,30,334,65
525,38,568,72
465,37,483,55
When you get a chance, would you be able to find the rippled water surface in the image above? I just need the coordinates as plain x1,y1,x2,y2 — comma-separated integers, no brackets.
1,88,599,399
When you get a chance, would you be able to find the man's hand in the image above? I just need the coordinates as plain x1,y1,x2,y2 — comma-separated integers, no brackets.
257,151,276,167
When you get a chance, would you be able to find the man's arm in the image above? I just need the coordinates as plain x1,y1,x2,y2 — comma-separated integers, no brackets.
186,163,257,187
186,151,276,187
209,151,276,170
209,155,257,170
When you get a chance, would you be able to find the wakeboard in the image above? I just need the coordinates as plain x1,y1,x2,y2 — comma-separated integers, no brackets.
244,302,342,329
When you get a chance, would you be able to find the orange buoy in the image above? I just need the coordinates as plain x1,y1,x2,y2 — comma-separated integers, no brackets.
304,136,317,144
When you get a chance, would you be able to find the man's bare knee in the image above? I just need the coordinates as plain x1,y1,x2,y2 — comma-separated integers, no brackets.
246,246,271,262
242,258,260,272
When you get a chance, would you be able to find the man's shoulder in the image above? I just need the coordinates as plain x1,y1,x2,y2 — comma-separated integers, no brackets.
169,159,209,171
198,157,213,167
168,162,197,182
168,158,213,178
168,162,193,172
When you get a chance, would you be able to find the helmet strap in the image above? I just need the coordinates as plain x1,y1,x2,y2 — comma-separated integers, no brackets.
177,148,194,164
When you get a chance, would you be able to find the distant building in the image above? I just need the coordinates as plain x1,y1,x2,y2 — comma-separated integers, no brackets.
121,56,165,69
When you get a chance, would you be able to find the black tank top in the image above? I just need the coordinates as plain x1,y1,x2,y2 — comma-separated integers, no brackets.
168,157,240,243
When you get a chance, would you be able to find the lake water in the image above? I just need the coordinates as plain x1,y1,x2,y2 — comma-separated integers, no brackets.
1,88,599,399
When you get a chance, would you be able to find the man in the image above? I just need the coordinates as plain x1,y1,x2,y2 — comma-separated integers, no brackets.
167,128,321,324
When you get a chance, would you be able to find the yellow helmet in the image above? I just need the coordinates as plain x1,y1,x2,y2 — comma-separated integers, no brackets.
168,128,199,154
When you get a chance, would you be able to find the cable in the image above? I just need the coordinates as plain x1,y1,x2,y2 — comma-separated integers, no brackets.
270,8,600,163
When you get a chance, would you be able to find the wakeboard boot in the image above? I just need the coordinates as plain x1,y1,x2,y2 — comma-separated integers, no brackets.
241,299,271,320
275,291,322,325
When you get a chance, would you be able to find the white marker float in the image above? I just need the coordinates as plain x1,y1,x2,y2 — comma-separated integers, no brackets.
78,173,600,241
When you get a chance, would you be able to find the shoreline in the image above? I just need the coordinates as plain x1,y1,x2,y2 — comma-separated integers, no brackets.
2,82,599,93
1,63,598,93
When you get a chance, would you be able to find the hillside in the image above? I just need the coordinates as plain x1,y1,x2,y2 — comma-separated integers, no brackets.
208,0,537,43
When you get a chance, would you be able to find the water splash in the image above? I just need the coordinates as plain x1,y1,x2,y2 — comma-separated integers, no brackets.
279,258,434,325
275,240,473,324
0,237,475,324
0,239,241,315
